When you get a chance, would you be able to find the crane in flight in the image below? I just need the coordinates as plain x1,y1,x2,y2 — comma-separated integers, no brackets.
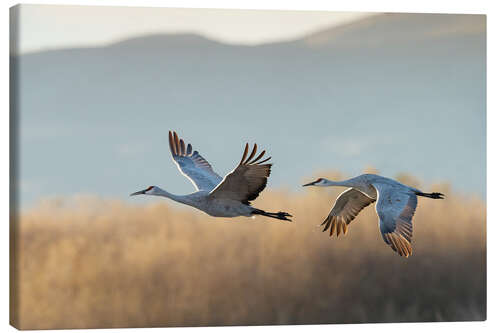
131,131,292,221
303,174,444,257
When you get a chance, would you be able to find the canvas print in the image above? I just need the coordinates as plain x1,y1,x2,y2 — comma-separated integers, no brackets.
9,4,486,330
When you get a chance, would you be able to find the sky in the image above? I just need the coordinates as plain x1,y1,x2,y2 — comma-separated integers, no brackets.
15,4,372,54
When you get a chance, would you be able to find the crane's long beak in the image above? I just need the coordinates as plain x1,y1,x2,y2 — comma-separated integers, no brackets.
130,189,146,196
303,181,317,187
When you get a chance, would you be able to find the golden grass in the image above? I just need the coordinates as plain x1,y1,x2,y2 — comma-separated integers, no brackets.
10,174,486,329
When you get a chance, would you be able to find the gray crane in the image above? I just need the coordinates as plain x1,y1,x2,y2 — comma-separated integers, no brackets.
303,174,444,257
131,131,292,221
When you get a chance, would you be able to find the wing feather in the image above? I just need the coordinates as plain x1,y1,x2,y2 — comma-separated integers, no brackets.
209,143,271,204
168,131,223,191
244,144,258,164
239,143,249,165
373,183,417,258
320,188,375,237
256,156,272,164
248,150,266,164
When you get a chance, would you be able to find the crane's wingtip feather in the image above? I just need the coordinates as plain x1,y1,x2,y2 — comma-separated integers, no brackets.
248,150,266,164
256,156,272,164
179,139,186,155
239,143,250,165
168,131,177,156
244,143,258,164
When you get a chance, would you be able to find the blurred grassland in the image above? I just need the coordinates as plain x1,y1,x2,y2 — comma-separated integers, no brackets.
11,172,486,329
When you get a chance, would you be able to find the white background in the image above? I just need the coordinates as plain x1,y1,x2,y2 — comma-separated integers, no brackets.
1,0,498,332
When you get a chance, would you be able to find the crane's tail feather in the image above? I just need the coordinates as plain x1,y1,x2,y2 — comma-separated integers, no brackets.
416,191,444,199
252,209,292,222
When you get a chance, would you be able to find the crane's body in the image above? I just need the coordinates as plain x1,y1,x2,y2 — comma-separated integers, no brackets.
317,174,421,199
142,188,255,218
131,131,292,221
303,174,444,257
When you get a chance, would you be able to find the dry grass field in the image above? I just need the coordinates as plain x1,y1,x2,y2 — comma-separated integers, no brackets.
10,173,486,329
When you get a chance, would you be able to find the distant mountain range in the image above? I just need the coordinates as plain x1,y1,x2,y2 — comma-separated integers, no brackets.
13,13,486,207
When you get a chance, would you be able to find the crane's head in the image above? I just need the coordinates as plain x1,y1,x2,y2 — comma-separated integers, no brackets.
130,185,157,196
303,178,328,187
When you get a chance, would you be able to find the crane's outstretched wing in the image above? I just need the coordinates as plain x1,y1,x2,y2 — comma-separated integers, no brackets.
209,143,272,205
168,131,223,191
321,188,375,237
372,183,417,258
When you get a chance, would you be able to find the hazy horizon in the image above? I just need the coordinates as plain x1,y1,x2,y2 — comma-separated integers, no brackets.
12,4,372,55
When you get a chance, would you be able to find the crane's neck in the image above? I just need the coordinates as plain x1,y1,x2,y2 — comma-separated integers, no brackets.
322,177,377,199
322,179,354,187
150,187,189,204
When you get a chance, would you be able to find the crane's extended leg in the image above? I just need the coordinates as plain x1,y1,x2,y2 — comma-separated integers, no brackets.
252,209,292,222
416,191,444,199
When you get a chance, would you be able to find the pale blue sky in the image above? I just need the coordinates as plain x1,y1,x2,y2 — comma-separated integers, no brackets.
13,9,485,208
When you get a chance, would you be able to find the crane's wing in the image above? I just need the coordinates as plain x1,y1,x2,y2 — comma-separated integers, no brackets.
321,188,375,237
168,131,223,191
372,183,417,258
209,143,272,204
